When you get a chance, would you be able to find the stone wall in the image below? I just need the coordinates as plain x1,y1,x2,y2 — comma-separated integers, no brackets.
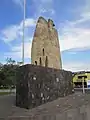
16,64,73,109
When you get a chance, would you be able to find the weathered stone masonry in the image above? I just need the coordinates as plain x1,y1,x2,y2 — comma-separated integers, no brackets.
31,17,62,69
16,17,73,110
16,64,73,109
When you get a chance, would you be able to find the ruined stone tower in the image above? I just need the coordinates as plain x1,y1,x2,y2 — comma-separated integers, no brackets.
31,17,62,69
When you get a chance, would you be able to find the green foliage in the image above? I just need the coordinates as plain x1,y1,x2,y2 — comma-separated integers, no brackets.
6,57,16,65
0,58,19,88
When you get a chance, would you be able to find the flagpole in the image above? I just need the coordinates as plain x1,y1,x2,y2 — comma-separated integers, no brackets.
22,0,26,64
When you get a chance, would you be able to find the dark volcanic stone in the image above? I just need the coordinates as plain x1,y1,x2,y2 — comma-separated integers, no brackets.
16,64,73,109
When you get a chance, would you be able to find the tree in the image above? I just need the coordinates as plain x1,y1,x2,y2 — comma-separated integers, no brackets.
0,63,3,71
0,70,5,86
6,57,16,65
0,58,19,88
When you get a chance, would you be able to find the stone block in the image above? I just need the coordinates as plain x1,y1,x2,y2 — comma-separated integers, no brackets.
16,64,73,109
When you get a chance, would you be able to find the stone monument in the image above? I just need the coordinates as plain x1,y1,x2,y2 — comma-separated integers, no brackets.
31,17,62,69
16,17,73,109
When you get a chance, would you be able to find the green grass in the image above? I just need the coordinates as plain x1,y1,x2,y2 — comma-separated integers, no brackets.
0,92,12,96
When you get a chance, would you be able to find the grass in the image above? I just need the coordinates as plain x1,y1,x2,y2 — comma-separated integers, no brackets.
0,92,10,95
0,92,14,96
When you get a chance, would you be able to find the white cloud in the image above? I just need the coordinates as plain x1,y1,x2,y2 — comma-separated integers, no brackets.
69,0,90,26
1,18,35,43
40,0,53,3
58,0,90,71
1,25,19,43
68,12,90,26
60,27,90,52
33,0,53,4
12,42,31,58
0,17,35,62
59,25,90,71
39,8,55,15
63,62,90,72
4,41,32,61
12,0,23,8
33,0,55,16
20,18,36,28
59,0,90,52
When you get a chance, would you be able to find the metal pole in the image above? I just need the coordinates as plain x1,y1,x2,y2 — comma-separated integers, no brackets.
22,0,26,64
82,77,85,94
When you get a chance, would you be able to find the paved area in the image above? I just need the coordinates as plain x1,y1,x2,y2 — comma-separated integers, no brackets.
0,94,16,119
0,93,90,119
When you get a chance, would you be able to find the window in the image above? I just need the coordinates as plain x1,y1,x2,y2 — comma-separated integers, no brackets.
40,57,42,65
43,48,45,56
35,61,37,65
45,56,48,67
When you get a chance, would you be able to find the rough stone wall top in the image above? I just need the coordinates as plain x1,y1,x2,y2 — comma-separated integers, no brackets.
31,16,62,69
48,19,55,29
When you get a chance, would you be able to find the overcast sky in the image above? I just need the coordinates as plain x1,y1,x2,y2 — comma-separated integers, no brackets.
0,0,90,72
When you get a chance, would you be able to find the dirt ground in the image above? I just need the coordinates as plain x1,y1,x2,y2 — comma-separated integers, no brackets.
0,92,90,120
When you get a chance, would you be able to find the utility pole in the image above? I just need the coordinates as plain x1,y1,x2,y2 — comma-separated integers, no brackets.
82,77,85,94
22,0,26,64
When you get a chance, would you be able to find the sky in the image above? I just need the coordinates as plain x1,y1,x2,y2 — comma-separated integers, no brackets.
0,0,90,72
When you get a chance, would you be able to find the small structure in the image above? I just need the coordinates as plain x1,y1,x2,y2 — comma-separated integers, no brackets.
73,71,90,88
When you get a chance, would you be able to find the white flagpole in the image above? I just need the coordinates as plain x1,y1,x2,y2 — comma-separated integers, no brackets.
22,0,26,64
